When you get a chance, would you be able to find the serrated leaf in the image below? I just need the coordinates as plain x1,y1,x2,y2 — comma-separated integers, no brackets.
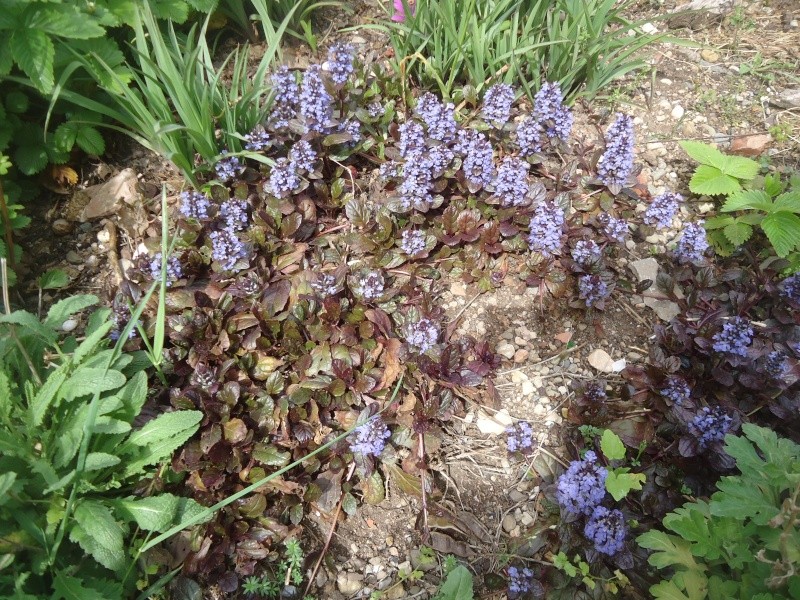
702,216,734,230
39,268,69,290
761,212,800,257
679,141,728,170
29,364,68,426
185,0,219,11
10,29,54,92
709,478,780,525
774,190,800,214
85,452,121,471
722,221,752,246
689,165,741,197
600,429,626,460
721,155,759,180
149,0,190,23
113,494,180,532
58,368,126,402
44,294,98,329
71,500,126,572
0,472,17,502
605,469,646,501
636,531,699,570
75,126,105,156
14,144,49,175
0,370,10,421
649,580,694,600
122,410,203,476
721,190,773,213
1,309,57,346
27,5,105,39
53,572,110,600
437,565,474,600
53,123,79,153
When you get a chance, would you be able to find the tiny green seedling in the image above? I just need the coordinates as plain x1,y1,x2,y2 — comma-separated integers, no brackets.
600,429,646,501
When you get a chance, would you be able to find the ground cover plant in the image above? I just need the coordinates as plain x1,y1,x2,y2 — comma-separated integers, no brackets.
380,0,664,101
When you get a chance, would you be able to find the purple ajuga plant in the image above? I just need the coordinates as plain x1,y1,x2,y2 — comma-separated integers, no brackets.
215,151,242,183
289,140,317,173
427,145,454,177
399,153,433,211
367,101,385,118
644,192,682,229
660,375,691,406
398,121,425,157
299,65,332,133
179,190,210,220
596,212,628,243
210,229,247,271
269,158,301,198
456,129,495,189
584,506,627,556
339,118,362,144
571,239,602,267
674,221,709,264
359,270,385,300
780,273,800,304
556,450,607,515
597,113,635,190
270,66,300,129
492,157,530,207
482,83,515,127
516,115,542,156
243,128,270,151
148,253,183,287
527,201,564,257
534,81,573,141
323,42,355,86
765,350,789,380
312,273,338,297
415,92,458,141
712,316,753,357
349,416,391,457
583,381,607,403
506,421,535,454
400,229,426,255
578,274,611,307
379,160,399,181
219,198,248,232
405,317,439,353
507,566,536,596
688,405,733,449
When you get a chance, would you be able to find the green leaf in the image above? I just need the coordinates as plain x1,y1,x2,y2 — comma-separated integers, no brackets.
53,123,79,153
636,531,699,570
702,216,734,230
436,565,474,600
0,369,11,420
0,472,17,502
38,268,69,290
29,364,68,426
721,189,773,213
149,0,191,23
45,294,98,329
10,29,55,93
4,90,29,114
679,141,728,170
600,429,626,461
113,494,180,532
689,165,741,197
710,477,781,525
605,469,646,501
72,320,113,364
774,190,800,214
27,5,105,39
75,126,105,156
1,309,58,346
185,0,219,11
58,367,126,402
84,452,121,471
0,37,12,76
70,500,126,572
649,579,694,600
53,572,110,600
721,155,759,180
722,221,753,246
14,143,49,175
761,212,800,257
121,410,203,476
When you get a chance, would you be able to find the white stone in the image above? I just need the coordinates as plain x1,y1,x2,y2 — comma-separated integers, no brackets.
522,381,535,396
496,342,515,359
671,105,685,120
61,319,78,332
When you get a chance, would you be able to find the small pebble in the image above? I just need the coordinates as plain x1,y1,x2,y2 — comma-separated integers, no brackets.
61,319,78,332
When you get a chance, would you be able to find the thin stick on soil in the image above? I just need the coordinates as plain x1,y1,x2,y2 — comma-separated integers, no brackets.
304,461,356,597
448,293,481,326
418,430,430,542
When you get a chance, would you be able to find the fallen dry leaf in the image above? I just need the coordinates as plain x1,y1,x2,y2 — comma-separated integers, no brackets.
554,331,573,344
588,348,618,373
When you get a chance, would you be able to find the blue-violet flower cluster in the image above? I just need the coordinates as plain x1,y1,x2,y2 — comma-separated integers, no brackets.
556,450,607,515
584,506,627,556
359,271,385,300
398,121,425,158
675,221,709,263
312,273,338,297
405,318,439,353
578,274,611,307
527,202,564,257
290,140,317,172
270,66,300,129
456,129,495,188
572,240,602,266
712,316,753,357
215,152,242,182
148,253,183,286
482,83,515,126
323,42,354,86
299,65,332,133
179,191,210,220
506,421,534,454
689,406,733,449
660,375,691,406
597,113,635,189
210,229,247,271
597,212,628,243
269,158,301,197
765,350,788,379
220,198,248,231
780,273,800,304
516,115,542,156
644,192,682,229
507,567,536,596
534,82,573,141
350,416,391,457
415,93,458,141
492,157,529,207
244,128,270,151
400,230,426,255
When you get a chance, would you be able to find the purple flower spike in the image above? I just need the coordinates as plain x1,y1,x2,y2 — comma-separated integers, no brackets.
215,151,242,183
405,317,439,353
578,274,611,307
516,115,542,156
210,229,247,272
712,316,753,357
597,113,635,190
219,198,248,232
597,212,628,243
415,92,458,141
312,273,338,297
780,273,800,304
323,42,355,86
399,121,425,158
148,253,183,287
179,191,210,220
289,140,318,173
674,221,709,264
244,128,270,151
506,421,535,454
269,158,300,197
456,129,494,189
660,375,691,406
299,65,332,133
527,202,564,257
482,83,515,127
350,416,391,457
359,270,385,300
492,157,530,207
534,82,573,141
584,506,627,556
571,239,602,266
508,566,536,596
688,406,733,449
400,229,426,256
556,450,607,515
270,66,299,129
644,192,682,229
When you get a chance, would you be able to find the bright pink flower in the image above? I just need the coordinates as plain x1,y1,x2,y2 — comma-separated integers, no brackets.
392,0,416,22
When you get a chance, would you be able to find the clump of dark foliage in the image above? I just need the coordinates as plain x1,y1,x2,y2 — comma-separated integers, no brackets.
110,44,799,596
